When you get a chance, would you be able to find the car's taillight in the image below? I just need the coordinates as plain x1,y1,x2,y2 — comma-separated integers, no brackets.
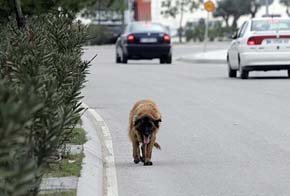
247,37,263,45
163,34,171,43
247,35,276,45
127,34,135,43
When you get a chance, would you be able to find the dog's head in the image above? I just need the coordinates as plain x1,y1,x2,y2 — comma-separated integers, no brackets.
134,115,161,144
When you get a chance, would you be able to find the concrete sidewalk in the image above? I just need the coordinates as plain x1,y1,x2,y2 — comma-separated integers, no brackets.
77,112,103,196
39,113,103,195
40,177,79,191
177,49,227,64
39,105,112,196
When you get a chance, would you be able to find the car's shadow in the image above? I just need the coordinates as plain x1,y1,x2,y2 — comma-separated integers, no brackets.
246,76,289,80
120,62,172,66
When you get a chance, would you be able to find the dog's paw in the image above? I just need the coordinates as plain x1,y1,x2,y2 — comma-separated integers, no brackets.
140,157,145,163
144,161,153,166
133,159,140,164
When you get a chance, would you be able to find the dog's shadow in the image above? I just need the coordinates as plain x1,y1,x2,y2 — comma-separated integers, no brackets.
116,160,192,168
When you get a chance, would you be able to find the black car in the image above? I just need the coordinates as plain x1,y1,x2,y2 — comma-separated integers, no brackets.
115,22,172,64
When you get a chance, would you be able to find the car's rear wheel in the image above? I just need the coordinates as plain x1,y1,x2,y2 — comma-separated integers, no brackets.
227,55,236,78
288,70,290,78
166,54,172,64
121,51,128,64
240,67,249,79
238,55,248,79
228,68,237,78
160,54,172,64
159,57,165,64
116,53,121,63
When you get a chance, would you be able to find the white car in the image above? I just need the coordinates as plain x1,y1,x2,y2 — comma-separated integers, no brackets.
227,17,290,79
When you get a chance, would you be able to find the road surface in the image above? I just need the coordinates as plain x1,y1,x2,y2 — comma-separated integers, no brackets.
82,43,290,196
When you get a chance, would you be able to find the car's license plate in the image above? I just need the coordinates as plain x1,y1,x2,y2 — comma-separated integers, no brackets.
140,38,157,43
265,39,289,45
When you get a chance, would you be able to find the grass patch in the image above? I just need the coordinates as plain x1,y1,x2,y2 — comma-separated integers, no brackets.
43,127,86,177
43,153,84,177
39,190,76,196
68,128,87,145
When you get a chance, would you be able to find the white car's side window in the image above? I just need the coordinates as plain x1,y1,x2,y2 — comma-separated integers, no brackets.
238,22,248,38
237,23,245,38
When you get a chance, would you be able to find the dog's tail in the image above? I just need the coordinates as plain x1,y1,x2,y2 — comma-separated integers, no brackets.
154,142,161,150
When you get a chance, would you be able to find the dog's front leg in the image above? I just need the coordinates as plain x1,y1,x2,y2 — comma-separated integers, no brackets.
133,141,141,164
141,144,146,163
143,142,154,166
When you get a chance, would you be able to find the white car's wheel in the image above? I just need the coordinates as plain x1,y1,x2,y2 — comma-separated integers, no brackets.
238,55,249,79
229,68,237,78
227,55,237,78
240,66,249,79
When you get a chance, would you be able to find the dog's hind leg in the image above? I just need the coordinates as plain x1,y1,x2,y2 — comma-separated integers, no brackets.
133,141,141,164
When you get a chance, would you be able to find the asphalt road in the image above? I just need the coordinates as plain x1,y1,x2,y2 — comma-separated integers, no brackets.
82,43,290,196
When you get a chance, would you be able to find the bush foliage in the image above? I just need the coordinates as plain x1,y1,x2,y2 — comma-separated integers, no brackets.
0,13,90,196
86,24,123,45
185,19,234,42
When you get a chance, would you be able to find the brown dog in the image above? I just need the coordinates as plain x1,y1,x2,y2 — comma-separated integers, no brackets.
129,99,162,166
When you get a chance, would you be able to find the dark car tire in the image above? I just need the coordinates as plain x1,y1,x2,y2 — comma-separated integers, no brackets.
229,69,237,78
288,70,290,78
240,67,249,79
160,54,171,64
116,53,121,63
122,56,128,64
121,51,128,64
166,54,172,64
238,56,248,79
227,55,236,78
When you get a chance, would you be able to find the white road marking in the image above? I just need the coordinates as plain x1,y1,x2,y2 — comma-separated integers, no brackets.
81,103,119,196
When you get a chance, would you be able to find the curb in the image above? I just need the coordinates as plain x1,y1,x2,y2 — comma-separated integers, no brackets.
41,177,78,192
78,103,119,196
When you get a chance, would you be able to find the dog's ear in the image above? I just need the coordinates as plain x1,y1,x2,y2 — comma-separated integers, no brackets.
153,119,162,128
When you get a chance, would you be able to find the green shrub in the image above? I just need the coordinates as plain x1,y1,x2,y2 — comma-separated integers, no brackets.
0,12,90,195
67,128,87,145
0,81,42,196
86,24,123,45
184,19,234,42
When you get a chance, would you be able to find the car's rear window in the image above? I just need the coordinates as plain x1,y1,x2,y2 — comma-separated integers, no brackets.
251,19,290,31
130,23,165,33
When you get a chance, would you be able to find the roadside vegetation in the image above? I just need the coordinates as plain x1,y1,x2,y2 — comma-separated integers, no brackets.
86,24,124,45
43,153,84,178
161,0,279,43
68,127,87,145
0,10,90,196
0,0,128,195
39,191,76,196
43,127,86,178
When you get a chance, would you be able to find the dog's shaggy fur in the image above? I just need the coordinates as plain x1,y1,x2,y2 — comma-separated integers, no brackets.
129,99,162,166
